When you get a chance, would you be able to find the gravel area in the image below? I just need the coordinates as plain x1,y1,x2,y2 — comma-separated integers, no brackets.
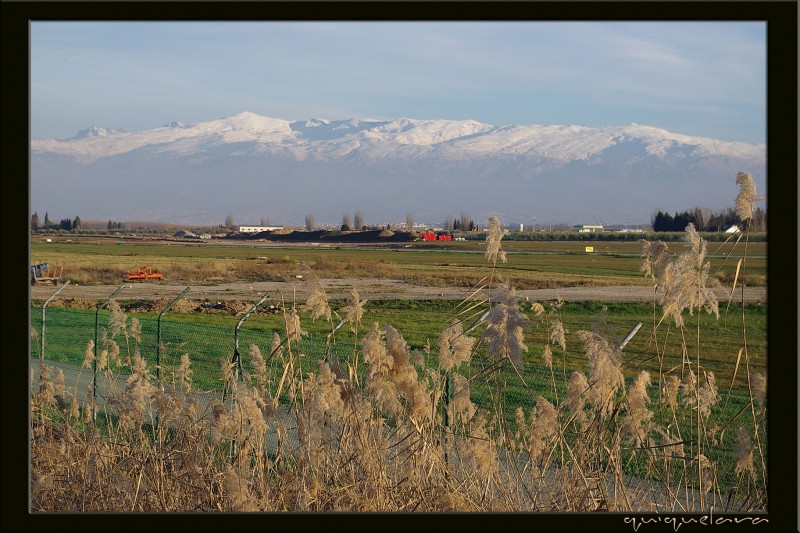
31,278,767,305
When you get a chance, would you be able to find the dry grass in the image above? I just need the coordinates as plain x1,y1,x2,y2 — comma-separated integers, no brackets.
30,175,767,513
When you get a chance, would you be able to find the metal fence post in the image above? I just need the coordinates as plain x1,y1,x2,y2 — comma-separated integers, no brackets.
619,321,643,351
39,280,70,360
223,292,270,464
157,287,190,383
154,287,190,431
93,284,127,420
223,292,270,403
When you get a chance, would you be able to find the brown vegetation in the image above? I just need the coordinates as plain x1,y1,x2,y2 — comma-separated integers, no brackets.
29,175,767,513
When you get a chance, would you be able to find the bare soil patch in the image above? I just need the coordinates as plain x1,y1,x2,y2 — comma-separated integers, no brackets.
32,278,766,314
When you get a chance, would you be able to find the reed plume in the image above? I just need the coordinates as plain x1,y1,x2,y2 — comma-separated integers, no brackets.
645,223,719,327
622,371,654,447
484,216,507,265
564,371,589,429
481,284,530,368
733,426,755,479
340,289,365,333
752,372,766,408
438,318,475,372
734,171,763,222
576,331,624,417
304,276,332,322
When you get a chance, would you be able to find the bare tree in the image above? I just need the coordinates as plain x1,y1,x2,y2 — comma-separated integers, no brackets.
305,214,316,231
354,211,364,230
406,213,414,231
459,212,471,233
342,213,352,231
751,207,767,232
700,207,714,232
225,214,236,230
260,216,270,226
650,208,660,230
444,215,454,231
692,207,706,232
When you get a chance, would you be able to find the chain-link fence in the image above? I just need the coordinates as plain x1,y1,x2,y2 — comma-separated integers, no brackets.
29,285,766,505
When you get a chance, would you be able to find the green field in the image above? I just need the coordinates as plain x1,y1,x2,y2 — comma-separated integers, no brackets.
30,235,767,390
32,298,765,392
30,295,767,494
30,233,768,503
30,237,767,289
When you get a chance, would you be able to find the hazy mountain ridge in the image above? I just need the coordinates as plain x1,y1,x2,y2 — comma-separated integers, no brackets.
32,111,764,164
30,112,766,226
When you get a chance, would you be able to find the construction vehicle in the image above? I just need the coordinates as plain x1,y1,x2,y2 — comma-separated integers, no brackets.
31,263,63,286
126,266,163,281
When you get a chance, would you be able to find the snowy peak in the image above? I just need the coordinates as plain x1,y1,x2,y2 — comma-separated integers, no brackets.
72,125,128,139
194,112,296,142
214,111,291,133
33,111,765,165
31,112,767,228
368,118,494,146
289,117,386,141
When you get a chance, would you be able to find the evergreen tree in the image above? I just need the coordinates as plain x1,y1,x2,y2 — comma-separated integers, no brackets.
652,211,665,232
31,212,39,231
673,211,689,232
661,212,674,231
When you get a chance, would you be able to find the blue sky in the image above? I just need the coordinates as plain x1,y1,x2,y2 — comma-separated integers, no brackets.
30,21,766,144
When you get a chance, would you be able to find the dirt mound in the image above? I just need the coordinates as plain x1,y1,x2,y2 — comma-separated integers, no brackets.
124,298,199,314
235,229,417,243
53,298,98,310
49,297,255,315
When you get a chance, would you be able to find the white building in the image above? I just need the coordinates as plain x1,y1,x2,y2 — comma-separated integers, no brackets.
238,225,285,233
574,225,604,233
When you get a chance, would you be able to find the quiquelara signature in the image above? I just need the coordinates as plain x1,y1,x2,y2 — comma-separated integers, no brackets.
624,513,768,532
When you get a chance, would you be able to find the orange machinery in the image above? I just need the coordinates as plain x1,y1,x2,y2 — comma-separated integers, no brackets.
126,266,163,281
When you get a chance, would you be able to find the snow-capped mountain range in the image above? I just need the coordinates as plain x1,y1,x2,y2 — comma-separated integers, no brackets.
30,112,766,226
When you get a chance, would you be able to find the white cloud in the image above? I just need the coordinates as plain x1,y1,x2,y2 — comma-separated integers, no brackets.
30,21,766,143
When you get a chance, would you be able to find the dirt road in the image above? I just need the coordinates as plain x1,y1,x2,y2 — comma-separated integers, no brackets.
31,278,767,306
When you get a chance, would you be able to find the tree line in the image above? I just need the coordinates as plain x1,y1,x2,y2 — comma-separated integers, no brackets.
34,203,766,236
30,212,82,231
651,206,766,233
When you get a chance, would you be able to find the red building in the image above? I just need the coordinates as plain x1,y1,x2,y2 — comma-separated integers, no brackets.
420,231,452,241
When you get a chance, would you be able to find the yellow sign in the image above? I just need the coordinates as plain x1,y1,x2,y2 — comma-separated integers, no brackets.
585,246,594,252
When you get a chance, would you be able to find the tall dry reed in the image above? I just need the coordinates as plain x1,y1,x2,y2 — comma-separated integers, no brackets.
30,175,767,512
